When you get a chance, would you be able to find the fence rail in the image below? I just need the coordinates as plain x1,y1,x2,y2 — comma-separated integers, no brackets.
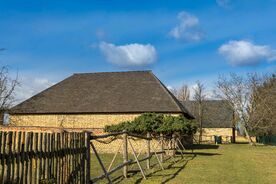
0,129,186,184
89,131,184,183
0,131,90,184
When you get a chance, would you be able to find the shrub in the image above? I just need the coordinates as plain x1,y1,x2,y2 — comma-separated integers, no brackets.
104,113,197,136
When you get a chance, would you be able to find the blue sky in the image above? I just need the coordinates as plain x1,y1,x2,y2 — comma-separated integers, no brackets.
0,0,276,102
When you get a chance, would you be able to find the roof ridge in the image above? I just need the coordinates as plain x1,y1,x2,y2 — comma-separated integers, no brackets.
74,70,152,75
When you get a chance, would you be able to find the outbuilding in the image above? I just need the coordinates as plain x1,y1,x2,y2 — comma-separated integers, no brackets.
10,71,193,132
182,100,236,143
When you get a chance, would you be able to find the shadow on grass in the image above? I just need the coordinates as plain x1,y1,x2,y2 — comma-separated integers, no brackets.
159,154,196,184
112,154,197,184
186,144,220,150
185,152,221,156
111,150,221,183
234,142,250,144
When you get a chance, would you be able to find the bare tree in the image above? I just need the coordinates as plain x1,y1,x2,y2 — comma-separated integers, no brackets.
214,73,271,145
177,84,190,101
248,74,276,136
168,87,178,97
193,81,206,143
0,66,19,124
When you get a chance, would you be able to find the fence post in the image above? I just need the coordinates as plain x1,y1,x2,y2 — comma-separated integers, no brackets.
160,133,164,163
85,132,91,184
122,131,128,178
146,132,151,169
172,133,176,156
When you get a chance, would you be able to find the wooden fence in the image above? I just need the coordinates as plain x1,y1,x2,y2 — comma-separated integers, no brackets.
0,131,90,184
0,129,185,184
90,132,186,183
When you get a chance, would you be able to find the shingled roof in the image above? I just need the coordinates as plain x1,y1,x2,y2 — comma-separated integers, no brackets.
11,71,192,118
181,100,234,128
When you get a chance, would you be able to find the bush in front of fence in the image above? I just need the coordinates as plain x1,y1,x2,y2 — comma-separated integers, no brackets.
104,113,197,136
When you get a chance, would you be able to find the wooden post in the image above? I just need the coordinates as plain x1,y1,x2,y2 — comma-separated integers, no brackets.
172,133,176,156
128,140,147,180
122,131,128,178
160,133,164,163
146,132,150,169
90,141,112,183
232,111,236,143
85,132,91,184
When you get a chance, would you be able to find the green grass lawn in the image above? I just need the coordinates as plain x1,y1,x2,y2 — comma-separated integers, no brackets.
90,143,276,184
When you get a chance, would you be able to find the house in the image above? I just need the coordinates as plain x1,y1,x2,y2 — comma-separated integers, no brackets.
182,100,236,143
9,71,193,131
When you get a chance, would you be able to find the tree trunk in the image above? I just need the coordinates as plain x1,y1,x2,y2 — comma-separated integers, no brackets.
198,103,203,144
243,126,255,145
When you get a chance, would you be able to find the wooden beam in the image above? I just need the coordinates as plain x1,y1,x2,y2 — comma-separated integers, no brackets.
128,139,147,180
90,141,112,184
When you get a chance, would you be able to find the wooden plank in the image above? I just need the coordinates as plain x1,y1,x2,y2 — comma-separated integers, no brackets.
77,133,81,184
1,132,7,183
0,131,3,183
67,133,71,183
64,132,68,183
56,133,60,184
11,131,16,182
20,132,24,184
107,144,121,172
146,132,151,169
34,133,39,184
85,132,91,184
47,133,51,180
90,141,112,184
128,139,147,180
38,133,42,184
39,132,45,182
50,133,55,181
78,133,83,183
26,132,31,184
60,132,64,183
128,133,152,140
6,132,13,183
122,132,128,178
151,142,164,170
52,133,57,183
29,132,33,184
65,133,69,183
90,132,125,139
91,159,132,183
16,131,22,183
44,133,48,181
72,132,75,184
160,134,164,163
55,133,59,184
23,132,28,184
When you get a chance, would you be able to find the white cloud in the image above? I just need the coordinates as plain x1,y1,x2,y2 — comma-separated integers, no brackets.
15,77,55,104
216,0,231,8
166,85,174,91
99,42,157,67
218,40,276,66
169,11,204,42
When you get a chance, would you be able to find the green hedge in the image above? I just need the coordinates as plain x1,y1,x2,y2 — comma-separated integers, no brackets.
104,113,197,136
256,135,276,145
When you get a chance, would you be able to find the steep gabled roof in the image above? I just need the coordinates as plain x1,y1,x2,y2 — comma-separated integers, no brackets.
182,100,234,128
11,71,192,118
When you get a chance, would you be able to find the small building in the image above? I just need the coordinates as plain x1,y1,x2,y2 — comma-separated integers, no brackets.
9,71,193,131
182,100,236,143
